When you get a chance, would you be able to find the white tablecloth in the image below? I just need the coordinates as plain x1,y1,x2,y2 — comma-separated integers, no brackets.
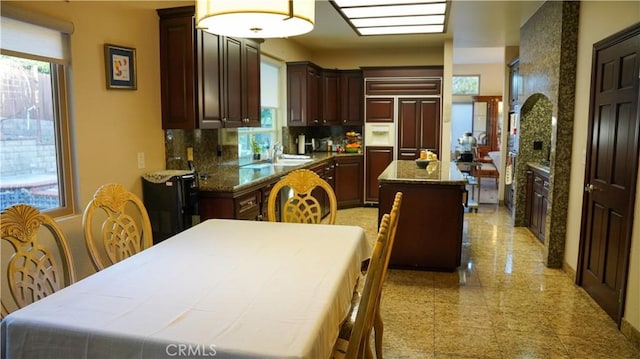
2,219,369,359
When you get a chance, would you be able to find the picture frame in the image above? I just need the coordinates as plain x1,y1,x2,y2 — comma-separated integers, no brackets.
104,44,137,90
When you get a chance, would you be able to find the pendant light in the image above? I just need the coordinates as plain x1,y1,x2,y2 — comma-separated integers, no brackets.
196,0,315,38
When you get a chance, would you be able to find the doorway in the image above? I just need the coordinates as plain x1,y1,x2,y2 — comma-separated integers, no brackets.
578,23,640,325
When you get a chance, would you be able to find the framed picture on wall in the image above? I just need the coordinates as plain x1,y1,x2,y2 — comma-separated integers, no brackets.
104,44,137,90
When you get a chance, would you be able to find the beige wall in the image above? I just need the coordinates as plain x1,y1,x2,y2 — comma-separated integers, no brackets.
568,1,639,331
453,63,505,96
5,1,189,278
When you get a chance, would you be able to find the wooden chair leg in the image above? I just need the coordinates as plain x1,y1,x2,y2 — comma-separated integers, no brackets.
374,307,384,359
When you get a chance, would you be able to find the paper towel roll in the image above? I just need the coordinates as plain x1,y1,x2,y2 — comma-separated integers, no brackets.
298,134,306,154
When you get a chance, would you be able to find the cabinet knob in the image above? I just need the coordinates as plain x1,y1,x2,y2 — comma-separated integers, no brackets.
222,118,227,123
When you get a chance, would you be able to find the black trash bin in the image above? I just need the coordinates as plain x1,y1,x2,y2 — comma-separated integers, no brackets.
142,170,199,244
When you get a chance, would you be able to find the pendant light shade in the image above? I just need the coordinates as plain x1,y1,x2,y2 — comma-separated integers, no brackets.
196,0,315,38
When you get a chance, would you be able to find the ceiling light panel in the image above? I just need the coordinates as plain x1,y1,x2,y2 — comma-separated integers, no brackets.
351,15,445,27
330,1,449,36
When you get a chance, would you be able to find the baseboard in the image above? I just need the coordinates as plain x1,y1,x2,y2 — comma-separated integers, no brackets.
621,319,640,351
562,260,577,282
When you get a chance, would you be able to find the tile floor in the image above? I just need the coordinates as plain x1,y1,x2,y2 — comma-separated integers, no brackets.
334,204,640,359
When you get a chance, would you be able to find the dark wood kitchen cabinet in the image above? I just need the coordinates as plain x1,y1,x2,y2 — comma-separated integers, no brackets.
199,188,261,221
525,165,549,243
335,155,364,208
309,160,335,218
287,62,322,126
158,6,260,130
397,97,441,160
365,146,394,203
322,70,340,126
365,98,394,123
339,70,363,125
287,62,363,126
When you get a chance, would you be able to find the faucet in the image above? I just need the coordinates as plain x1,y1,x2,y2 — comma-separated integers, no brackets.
272,141,283,163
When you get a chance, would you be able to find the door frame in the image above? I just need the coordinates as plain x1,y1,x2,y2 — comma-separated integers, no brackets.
577,22,640,326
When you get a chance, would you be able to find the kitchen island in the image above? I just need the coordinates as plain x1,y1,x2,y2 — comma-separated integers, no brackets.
378,160,467,271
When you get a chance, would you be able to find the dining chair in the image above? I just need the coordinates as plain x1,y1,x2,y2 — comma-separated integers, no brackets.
333,214,391,359
373,191,403,358
83,183,153,270
1,204,76,318
267,168,338,224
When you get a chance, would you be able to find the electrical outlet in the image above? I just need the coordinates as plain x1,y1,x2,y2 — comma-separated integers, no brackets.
137,152,145,169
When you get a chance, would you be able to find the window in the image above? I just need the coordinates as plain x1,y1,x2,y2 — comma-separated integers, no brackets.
237,57,283,165
0,11,75,217
452,75,480,95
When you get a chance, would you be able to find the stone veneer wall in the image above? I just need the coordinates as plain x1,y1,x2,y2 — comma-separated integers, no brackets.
514,1,580,267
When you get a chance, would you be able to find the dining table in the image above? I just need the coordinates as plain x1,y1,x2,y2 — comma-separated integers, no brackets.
1,219,370,359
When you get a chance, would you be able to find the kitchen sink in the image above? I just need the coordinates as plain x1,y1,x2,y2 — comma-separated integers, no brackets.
273,158,314,167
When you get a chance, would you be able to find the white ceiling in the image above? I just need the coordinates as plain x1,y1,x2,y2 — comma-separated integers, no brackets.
287,0,544,64
146,0,544,64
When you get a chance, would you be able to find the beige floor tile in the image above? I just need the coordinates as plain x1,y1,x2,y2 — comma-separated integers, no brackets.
434,302,493,330
494,329,570,358
434,327,502,358
559,334,640,359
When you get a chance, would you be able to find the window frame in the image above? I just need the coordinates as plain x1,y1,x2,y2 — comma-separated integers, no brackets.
0,41,76,218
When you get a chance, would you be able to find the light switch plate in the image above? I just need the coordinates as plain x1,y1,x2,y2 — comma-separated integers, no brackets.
137,152,145,169
187,147,194,161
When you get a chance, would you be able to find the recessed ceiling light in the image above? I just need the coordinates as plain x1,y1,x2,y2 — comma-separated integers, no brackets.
330,0,449,36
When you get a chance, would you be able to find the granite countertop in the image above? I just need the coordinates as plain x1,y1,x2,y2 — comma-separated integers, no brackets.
197,152,362,192
378,160,467,185
527,162,551,174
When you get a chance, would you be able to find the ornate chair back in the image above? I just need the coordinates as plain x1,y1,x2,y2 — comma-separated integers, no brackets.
267,169,337,224
82,183,152,270
1,204,76,318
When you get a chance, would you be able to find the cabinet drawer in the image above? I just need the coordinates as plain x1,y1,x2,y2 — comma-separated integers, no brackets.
235,190,261,220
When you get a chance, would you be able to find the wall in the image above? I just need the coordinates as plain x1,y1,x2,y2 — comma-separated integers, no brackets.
514,1,580,268
453,63,504,96
567,0,640,341
4,1,189,278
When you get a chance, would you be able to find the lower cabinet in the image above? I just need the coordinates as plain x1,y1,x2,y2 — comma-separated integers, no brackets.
335,155,364,208
199,155,365,221
199,188,261,221
365,146,394,203
525,165,549,243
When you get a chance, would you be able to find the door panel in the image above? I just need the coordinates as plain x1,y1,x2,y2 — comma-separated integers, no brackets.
579,25,639,324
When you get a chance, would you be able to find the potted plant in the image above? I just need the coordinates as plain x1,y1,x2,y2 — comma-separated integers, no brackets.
251,137,261,160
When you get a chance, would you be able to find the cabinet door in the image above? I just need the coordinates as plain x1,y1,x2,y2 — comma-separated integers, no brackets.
159,13,196,129
243,39,261,127
525,169,534,226
307,67,322,125
397,97,441,160
340,70,363,125
335,156,364,208
397,98,420,160
365,146,394,203
322,70,340,125
365,98,394,122
287,64,307,126
419,97,441,157
196,30,224,129
223,36,243,127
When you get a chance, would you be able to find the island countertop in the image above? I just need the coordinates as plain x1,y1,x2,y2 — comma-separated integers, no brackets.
378,160,467,185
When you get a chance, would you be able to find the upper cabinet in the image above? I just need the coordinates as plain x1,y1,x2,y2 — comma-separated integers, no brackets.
158,6,260,130
286,62,363,127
